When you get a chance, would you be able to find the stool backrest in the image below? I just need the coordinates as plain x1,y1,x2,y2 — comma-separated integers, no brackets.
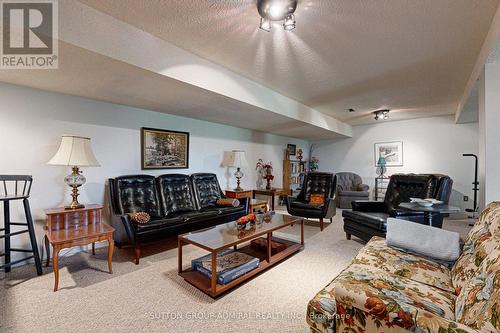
0,175,33,198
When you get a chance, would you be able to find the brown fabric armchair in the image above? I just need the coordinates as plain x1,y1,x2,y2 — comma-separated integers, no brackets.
335,172,369,208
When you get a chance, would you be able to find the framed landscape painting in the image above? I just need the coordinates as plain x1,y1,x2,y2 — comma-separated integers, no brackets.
141,127,189,169
374,141,403,166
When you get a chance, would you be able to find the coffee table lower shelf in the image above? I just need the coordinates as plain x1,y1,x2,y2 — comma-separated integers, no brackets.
179,237,303,297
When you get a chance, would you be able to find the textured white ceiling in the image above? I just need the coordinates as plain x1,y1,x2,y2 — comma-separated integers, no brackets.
0,42,342,140
79,0,499,124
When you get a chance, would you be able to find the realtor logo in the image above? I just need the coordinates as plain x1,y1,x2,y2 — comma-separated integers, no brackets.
1,0,58,69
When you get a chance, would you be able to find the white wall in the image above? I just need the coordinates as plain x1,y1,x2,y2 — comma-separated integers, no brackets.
313,116,479,209
479,62,500,208
0,83,308,261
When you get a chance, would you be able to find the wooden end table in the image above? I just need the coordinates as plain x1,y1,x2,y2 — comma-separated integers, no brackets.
225,189,253,200
252,188,292,211
249,199,268,213
44,204,114,291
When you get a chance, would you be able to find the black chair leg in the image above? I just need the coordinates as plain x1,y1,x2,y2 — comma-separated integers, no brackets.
346,233,351,240
320,218,324,231
330,217,333,223
4,201,11,273
23,199,43,276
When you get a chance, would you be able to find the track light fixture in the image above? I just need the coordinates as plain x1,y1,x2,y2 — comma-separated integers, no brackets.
257,0,298,32
373,110,390,121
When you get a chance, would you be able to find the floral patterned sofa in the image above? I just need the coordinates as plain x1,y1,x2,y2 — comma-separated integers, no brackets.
307,202,500,333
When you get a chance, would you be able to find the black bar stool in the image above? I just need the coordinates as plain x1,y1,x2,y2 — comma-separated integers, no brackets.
0,175,42,275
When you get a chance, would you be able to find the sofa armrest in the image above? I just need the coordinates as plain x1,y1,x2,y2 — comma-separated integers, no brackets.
357,183,370,192
109,209,137,244
390,209,425,217
240,197,250,213
285,195,296,212
351,200,387,212
322,197,337,218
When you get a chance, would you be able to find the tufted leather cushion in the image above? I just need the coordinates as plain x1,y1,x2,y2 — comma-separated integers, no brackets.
134,216,183,232
204,205,246,215
157,174,197,217
114,175,161,218
299,172,335,202
190,173,224,209
170,210,219,223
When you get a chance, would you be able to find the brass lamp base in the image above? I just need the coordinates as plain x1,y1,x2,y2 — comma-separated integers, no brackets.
64,166,86,210
234,177,243,191
234,167,244,191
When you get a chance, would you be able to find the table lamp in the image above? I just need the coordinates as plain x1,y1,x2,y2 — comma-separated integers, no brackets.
222,150,248,191
376,156,387,178
48,135,100,209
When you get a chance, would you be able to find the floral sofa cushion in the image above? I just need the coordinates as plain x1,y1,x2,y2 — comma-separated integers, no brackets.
452,202,500,295
352,236,454,292
455,243,500,332
307,264,457,333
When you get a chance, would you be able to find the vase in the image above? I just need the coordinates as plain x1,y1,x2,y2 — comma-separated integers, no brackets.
266,178,271,190
256,169,264,189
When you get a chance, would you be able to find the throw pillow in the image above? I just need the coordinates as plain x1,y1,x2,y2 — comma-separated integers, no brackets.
128,212,150,224
309,194,325,206
216,198,240,207
386,218,460,261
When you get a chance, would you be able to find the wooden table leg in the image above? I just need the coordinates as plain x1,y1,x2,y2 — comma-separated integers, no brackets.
44,235,50,267
267,232,272,262
52,245,60,292
178,238,183,273
211,251,217,295
92,242,95,255
271,195,275,211
107,238,114,274
301,219,304,245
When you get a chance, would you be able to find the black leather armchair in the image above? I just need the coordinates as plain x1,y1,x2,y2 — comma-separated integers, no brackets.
108,173,247,264
342,174,453,242
285,172,337,231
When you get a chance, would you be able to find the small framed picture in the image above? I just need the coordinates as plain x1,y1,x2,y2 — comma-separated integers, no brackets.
374,141,403,167
141,127,189,169
287,144,297,156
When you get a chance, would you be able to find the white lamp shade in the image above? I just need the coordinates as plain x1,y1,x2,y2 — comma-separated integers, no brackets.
232,150,247,168
221,150,247,168
48,135,100,167
221,151,234,167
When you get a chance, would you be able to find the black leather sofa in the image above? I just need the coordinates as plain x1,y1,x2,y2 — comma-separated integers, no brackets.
285,172,337,231
342,174,453,242
108,173,248,264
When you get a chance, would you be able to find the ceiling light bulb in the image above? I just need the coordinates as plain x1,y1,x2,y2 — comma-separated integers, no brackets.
373,109,390,120
259,17,271,32
283,14,296,31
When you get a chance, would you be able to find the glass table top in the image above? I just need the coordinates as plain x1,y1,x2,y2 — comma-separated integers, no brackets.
399,202,461,213
179,213,301,251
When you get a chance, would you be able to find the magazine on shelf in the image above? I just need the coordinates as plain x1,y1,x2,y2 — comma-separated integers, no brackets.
191,249,260,285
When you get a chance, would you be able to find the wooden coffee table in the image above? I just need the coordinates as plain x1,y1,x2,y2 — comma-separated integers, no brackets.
178,213,303,297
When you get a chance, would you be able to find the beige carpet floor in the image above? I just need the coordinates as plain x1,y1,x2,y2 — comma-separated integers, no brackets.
0,209,473,333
